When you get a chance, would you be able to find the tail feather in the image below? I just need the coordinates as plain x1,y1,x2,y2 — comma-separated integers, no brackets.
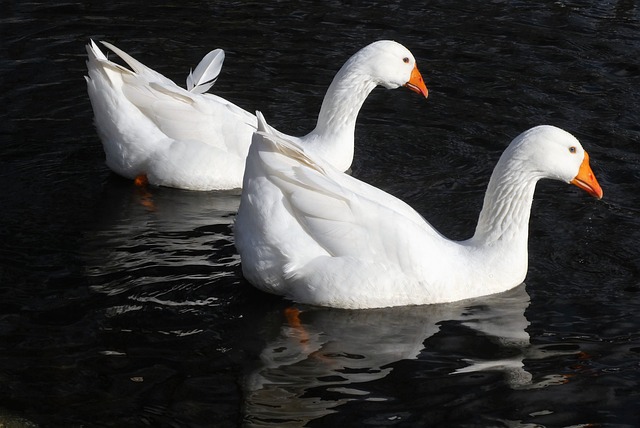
100,41,151,76
85,40,135,84
86,39,107,61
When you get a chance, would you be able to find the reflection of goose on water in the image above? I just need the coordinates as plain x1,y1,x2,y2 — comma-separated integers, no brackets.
243,285,562,427
83,179,240,299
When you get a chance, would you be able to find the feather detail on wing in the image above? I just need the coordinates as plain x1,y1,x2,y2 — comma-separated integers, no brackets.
251,112,442,264
187,49,225,94
111,71,256,151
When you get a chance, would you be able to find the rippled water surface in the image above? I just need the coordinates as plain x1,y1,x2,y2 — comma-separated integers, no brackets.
2,1,639,427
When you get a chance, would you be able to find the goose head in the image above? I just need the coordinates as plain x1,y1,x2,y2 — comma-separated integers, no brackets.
306,41,428,172
503,125,603,199
346,40,428,98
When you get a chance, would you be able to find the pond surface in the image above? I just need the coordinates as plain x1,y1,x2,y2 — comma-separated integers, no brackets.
1,1,639,427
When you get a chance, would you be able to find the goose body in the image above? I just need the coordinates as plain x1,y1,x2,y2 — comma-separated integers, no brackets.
235,116,603,309
85,40,428,190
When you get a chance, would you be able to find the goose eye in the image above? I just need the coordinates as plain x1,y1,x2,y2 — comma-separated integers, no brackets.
403,57,410,64
569,146,577,154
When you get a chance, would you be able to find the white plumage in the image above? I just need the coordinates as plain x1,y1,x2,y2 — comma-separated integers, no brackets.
85,40,428,190
235,114,603,309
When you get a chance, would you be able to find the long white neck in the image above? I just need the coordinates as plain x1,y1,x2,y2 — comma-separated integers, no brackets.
460,151,542,294
301,59,377,172
471,155,540,246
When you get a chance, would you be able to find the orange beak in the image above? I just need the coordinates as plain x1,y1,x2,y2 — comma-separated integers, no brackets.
404,64,428,98
570,151,603,199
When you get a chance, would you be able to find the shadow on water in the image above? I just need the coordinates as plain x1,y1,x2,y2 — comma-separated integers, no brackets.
242,285,568,427
85,176,241,297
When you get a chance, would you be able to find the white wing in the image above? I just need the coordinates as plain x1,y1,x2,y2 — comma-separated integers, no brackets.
120,78,256,153
253,114,446,268
95,41,255,153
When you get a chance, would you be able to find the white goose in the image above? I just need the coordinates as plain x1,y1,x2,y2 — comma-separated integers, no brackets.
85,40,428,190
235,114,603,309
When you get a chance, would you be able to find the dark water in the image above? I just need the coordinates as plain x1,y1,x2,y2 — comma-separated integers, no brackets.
2,1,639,426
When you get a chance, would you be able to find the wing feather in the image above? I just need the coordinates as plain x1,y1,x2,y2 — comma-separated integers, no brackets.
251,120,442,265
187,49,225,94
